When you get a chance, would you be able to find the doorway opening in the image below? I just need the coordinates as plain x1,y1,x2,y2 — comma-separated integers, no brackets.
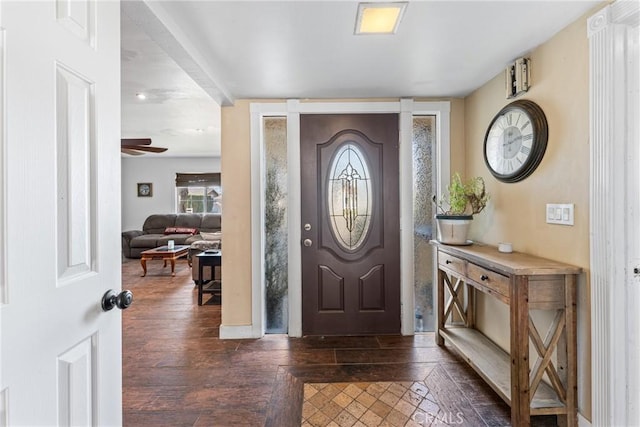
253,101,450,337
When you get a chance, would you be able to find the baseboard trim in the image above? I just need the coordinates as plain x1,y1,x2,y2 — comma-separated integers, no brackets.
219,324,260,339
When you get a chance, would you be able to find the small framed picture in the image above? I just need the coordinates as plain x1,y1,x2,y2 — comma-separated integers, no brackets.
137,183,153,197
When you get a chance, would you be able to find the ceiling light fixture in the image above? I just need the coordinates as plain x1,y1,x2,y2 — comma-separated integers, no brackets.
355,2,407,35
136,93,146,100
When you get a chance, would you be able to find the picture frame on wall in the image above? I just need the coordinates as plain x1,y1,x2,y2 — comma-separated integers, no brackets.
137,182,153,197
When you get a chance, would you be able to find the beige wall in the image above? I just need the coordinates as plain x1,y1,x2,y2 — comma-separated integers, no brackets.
464,11,594,420
220,100,253,326
448,98,466,178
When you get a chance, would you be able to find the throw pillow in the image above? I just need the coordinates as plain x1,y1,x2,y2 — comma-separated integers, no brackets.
175,227,198,235
164,227,198,235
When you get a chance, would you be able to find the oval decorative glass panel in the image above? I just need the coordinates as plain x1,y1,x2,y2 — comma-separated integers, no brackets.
327,143,372,251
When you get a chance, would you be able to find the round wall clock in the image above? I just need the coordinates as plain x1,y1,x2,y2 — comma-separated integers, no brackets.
137,183,152,197
483,99,548,183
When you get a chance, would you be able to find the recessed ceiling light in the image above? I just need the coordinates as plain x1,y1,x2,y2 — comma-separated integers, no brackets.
136,93,146,100
355,2,407,35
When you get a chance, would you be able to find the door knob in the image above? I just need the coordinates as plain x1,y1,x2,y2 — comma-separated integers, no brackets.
303,239,313,247
101,289,133,312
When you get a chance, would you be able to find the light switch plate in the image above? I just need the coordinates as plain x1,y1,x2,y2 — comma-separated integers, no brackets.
546,203,574,225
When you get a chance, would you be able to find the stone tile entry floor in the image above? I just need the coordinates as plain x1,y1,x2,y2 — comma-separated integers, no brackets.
302,379,451,427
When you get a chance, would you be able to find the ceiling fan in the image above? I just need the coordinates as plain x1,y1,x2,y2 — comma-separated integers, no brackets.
121,138,168,155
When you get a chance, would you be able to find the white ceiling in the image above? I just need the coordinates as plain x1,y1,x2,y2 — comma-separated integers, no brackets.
121,12,221,158
120,0,601,158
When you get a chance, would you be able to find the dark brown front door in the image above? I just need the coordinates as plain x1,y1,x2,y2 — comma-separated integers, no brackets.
301,114,400,335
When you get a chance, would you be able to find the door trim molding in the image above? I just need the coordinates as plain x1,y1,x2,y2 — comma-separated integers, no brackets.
249,100,451,338
0,24,5,305
588,1,640,424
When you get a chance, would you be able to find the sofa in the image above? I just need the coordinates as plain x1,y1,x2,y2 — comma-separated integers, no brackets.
122,213,222,285
122,213,221,258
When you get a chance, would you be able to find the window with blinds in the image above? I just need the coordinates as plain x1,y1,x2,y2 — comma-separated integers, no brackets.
175,173,222,213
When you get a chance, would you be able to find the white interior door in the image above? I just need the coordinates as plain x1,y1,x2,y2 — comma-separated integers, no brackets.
0,1,122,425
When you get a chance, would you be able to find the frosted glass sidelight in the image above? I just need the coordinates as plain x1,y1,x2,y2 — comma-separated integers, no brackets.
264,117,288,333
327,143,372,251
413,116,436,332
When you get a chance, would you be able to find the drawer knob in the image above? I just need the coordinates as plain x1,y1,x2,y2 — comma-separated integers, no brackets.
480,275,489,281
445,260,452,264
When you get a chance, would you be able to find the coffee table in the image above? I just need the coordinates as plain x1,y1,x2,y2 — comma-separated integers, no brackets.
140,245,190,277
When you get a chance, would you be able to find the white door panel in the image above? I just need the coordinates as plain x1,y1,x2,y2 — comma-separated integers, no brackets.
0,1,122,425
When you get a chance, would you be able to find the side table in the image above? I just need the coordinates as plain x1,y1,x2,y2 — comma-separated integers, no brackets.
195,251,222,305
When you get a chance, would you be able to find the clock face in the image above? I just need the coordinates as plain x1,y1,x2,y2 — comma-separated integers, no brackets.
138,183,151,197
483,100,548,183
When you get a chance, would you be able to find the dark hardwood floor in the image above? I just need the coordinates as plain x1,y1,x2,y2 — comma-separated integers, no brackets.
122,257,557,426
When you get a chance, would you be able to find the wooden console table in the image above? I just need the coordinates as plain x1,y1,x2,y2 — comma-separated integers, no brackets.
431,241,581,426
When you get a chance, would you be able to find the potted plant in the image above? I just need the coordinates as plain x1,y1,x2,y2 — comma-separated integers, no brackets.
432,173,489,245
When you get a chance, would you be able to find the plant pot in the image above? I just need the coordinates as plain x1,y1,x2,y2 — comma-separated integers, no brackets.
435,214,473,245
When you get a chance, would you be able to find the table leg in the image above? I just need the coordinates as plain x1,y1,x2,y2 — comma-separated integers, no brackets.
436,268,445,346
198,262,204,305
510,276,531,426
558,275,578,427
466,283,475,328
140,257,147,277
170,258,176,276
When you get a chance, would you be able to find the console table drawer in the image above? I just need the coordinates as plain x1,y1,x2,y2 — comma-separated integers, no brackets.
438,252,466,276
467,262,510,301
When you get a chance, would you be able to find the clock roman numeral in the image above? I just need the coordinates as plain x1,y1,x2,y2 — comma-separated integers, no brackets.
520,121,531,132
506,160,514,172
520,145,531,155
